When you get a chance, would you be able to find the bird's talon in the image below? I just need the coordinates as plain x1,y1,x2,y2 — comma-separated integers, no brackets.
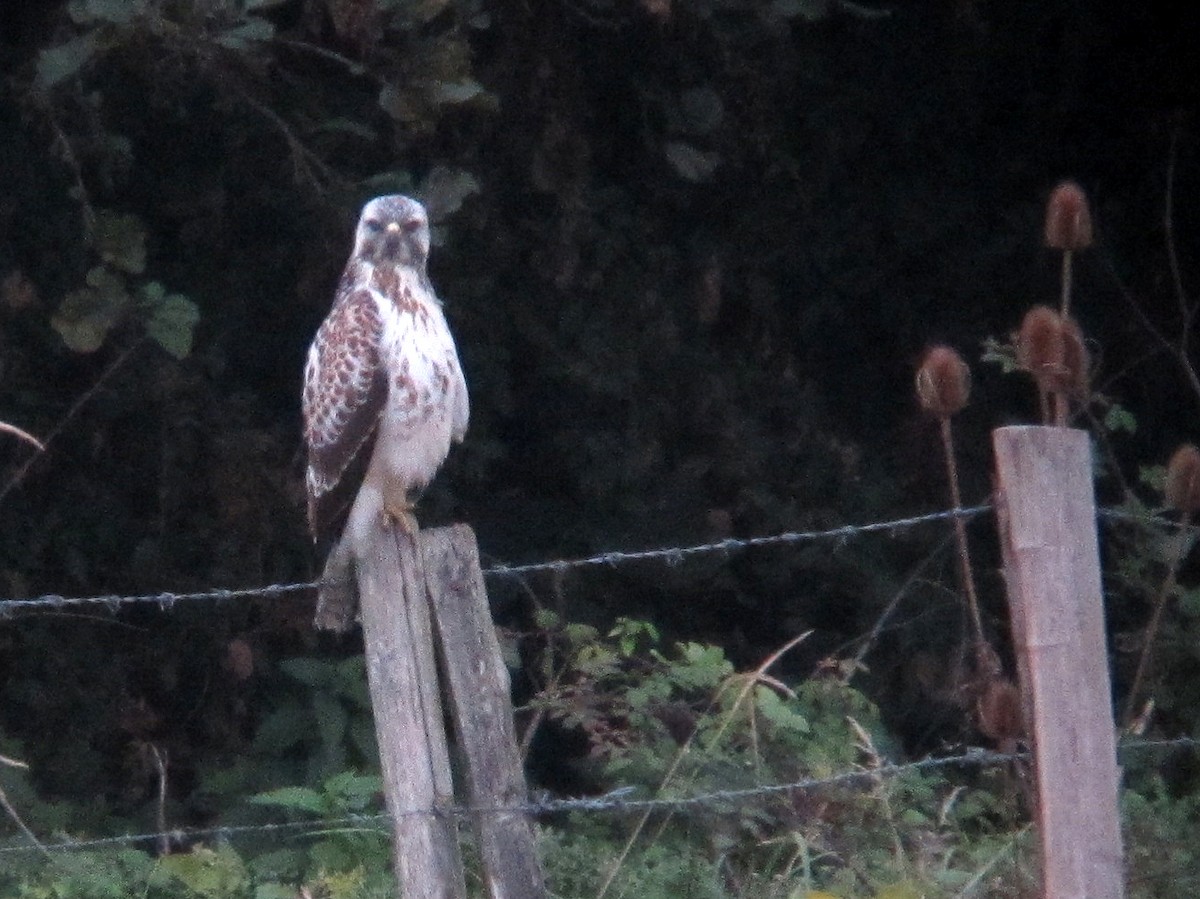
383,506,418,535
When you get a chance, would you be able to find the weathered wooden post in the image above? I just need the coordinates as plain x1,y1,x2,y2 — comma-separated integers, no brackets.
358,526,465,899
993,426,1124,899
424,526,545,899
353,522,546,899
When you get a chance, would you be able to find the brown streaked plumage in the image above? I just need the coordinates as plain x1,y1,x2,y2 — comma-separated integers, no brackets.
302,195,469,631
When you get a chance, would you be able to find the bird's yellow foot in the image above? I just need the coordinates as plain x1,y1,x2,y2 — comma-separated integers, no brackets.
383,503,418,535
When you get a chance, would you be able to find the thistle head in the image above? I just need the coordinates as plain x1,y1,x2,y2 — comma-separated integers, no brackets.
1044,180,1094,251
915,345,971,418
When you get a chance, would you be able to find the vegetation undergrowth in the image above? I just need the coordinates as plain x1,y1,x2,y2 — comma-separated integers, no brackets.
4,606,1200,897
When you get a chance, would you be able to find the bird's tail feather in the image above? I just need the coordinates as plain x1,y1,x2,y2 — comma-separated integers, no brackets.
313,540,359,633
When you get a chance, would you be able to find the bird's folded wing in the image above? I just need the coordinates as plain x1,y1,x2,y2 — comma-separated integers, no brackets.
302,287,387,542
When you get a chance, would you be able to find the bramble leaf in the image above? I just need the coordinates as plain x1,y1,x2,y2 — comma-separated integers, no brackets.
52,266,129,353
142,288,200,359
249,785,328,814
94,210,146,274
664,142,720,182
35,33,100,91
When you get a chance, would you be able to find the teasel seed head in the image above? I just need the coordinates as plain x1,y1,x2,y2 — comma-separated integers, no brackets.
1044,180,1094,251
1165,444,1200,513
1016,305,1064,380
1016,306,1089,397
916,346,971,418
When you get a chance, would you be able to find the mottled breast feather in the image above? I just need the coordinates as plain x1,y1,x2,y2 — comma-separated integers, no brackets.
302,279,387,543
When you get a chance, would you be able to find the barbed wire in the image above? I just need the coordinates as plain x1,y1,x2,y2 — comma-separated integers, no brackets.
0,749,1032,857
1,501,1190,615
0,581,320,615
0,505,990,614
484,504,991,576
3,736,1195,858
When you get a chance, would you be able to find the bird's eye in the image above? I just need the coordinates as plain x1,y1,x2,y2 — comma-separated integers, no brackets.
364,220,384,233
401,218,423,233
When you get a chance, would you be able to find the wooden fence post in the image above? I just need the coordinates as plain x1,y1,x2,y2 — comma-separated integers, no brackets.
354,523,546,899
993,426,1124,899
424,525,546,899
358,525,466,899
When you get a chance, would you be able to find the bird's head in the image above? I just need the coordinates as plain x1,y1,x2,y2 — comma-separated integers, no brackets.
352,195,430,270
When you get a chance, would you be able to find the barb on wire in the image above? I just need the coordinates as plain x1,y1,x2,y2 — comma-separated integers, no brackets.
4,736,1197,858
0,506,990,614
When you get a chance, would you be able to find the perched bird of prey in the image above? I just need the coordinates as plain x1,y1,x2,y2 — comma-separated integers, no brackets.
303,195,469,631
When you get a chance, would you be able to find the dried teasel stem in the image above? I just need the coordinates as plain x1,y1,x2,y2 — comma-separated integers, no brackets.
1121,444,1200,729
941,416,986,648
1044,181,1094,318
1059,250,1075,319
1056,315,1088,425
916,347,985,647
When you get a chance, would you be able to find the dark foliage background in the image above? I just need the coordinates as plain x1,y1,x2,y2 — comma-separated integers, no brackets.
1,0,1198,841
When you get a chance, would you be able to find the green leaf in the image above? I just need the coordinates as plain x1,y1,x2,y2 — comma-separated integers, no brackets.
152,845,249,896
324,771,383,811
1139,464,1167,493
252,702,310,754
1177,586,1200,619
564,622,600,646
670,642,733,689
94,210,146,274
427,78,485,105
216,17,276,50
313,117,378,141
1104,402,1138,435
663,142,720,182
254,885,300,899
35,33,100,91
249,785,329,814
312,691,348,756
280,657,337,688
378,83,418,122
608,617,660,656
349,714,381,764
247,847,307,884
755,685,811,734
980,335,1020,373
143,289,200,359
51,267,129,353
417,166,481,221
68,0,145,24
333,655,368,700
